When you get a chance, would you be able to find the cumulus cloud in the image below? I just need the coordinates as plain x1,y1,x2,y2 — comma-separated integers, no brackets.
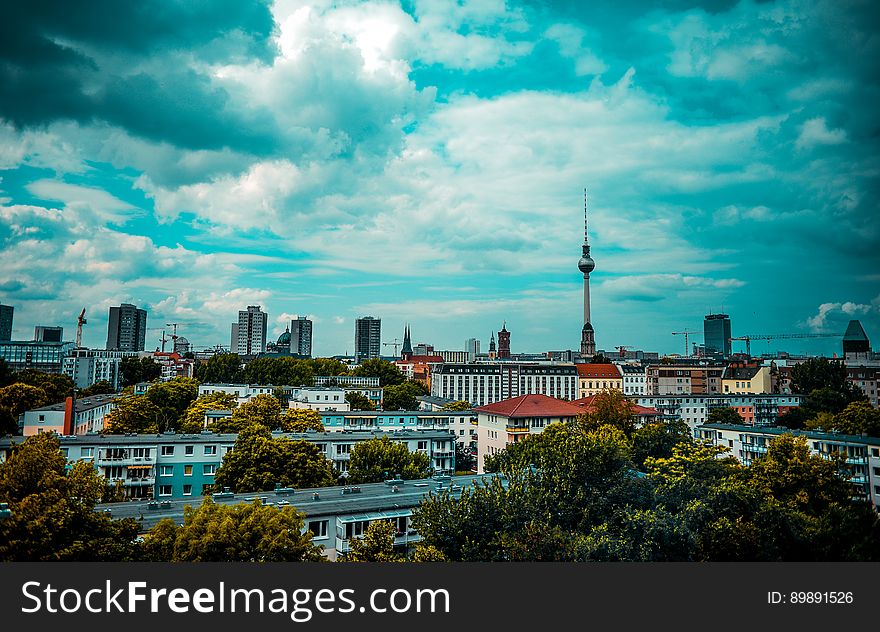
795,117,848,151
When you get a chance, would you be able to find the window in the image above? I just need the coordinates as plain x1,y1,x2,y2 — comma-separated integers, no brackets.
308,520,328,538
161,446,174,456
81,447,94,459
38,414,45,422
204,464,216,475
160,465,173,477
183,484,192,496
417,440,428,450
204,445,217,456
184,465,193,476
159,485,172,496
185,445,194,456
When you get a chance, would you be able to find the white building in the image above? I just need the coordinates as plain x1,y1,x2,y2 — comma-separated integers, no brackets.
231,305,267,356
288,387,350,411
431,363,579,407
198,383,277,404
617,363,648,396
63,348,139,390
19,394,119,436
635,394,804,429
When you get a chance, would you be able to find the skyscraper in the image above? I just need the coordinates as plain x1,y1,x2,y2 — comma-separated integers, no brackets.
465,338,480,362
355,316,381,363
106,303,147,351
34,326,63,342
704,313,732,358
498,323,511,359
0,304,13,341
231,306,268,356
578,189,596,357
290,316,313,357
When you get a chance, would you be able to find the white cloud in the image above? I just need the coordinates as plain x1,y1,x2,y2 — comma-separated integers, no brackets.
795,117,847,151
806,297,880,331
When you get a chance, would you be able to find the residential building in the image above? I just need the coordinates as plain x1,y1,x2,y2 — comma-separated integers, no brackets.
437,350,470,363
34,326,63,342
62,348,138,390
721,365,773,394
93,473,502,559
290,317,313,357
431,363,579,407
0,429,456,500
231,306,267,356
475,394,585,473
0,340,75,373
645,363,725,396
198,383,278,404
847,366,880,408
354,316,381,363
19,394,119,436
0,303,12,341
704,313,732,358
635,394,804,429
572,395,661,424
288,387,350,411
149,351,195,381
106,303,147,351
617,364,648,396
395,354,445,385
576,363,622,398
696,423,880,509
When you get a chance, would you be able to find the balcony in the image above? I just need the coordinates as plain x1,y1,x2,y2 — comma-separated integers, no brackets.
505,425,530,434
433,450,454,458
96,454,156,466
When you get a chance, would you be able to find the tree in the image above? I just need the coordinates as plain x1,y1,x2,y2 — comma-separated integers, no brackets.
309,358,350,377
346,435,431,484
791,358,864,416
0,358,12,387
281,408,325,432
442,400,471,411
345,391,375,411
454,442,476,473
141,498,324,562
631,420,692,470
79,380,114,396
354,359,404,386
341,520,402,562
707,407,744,425
144,377,199,431
777,407,808,430
104,395,163,434
12,369,75,403
242,357,313,386
382,380,428,411
119,357,161,387
831,401,880,437
590,355,612,364
0,383,49,435
213,424,336,492
212,393,283,433
0,433,140,560
194,353,242,384
577,389,637,435
180,392,238,433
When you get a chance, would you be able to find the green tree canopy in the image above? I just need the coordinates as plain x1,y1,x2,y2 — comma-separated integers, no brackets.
103,377,199,434
828,401,880,437
340,519,402,562
79,380,115,396
631,420,692,470
12,369,75,403
281,408,325,432
242,357,314,386
354,359,405,387
212,393,282,433
141,498,324,562
213,424,336,492
0,383,49,435
707,406,744,425
180,392,238,433
119,356,161,387
346,435,431,484
0,433,140,560
791,358,864,417
194,353,242,383
576,389,637,435
345,391,375,411
382,380,429,411
104,395,163,434
442,400,471,411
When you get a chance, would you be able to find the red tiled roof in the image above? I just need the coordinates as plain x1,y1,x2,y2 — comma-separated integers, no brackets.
572,395,659,417
575,363,622,378
474,394,585,418
396,355,445,363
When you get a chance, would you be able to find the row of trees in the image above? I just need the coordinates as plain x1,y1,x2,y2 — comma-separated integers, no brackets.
779,358,871,432
193,355,408,388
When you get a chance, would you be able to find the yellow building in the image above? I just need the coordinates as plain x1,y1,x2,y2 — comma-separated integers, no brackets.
722,366,772,394
576,363,623,399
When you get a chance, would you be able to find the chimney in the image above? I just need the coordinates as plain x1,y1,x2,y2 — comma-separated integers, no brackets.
63,396,74,435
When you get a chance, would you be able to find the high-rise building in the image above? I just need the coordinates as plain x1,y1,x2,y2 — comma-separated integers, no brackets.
704,313,732,358
355,316,381,363
106,303,147,351
465,338,480,362
231,306,267,356
497,323,511,359
0,304,13,341
578,189,596,357
290,316,313,357
34,326,63,342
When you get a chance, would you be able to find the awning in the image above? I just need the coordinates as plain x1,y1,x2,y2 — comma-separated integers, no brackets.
126,465,152,470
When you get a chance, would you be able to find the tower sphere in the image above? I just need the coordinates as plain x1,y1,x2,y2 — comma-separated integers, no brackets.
578,255,595,274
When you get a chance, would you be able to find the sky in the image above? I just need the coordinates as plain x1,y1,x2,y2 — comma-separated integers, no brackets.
0,0,878,358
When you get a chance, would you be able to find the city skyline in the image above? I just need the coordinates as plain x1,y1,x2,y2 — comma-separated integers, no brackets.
0,1,877,357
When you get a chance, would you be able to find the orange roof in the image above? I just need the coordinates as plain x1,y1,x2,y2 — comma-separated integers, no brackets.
474,394,585,419
396,355,444,364
575,363,622,379
572,395,659,417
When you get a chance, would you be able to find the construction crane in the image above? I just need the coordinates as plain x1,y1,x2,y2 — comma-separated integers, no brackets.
75,308,87,348
383,339,402,356
616,345,633,359
671,330,702,357
166,322,180,351
729,333,843,357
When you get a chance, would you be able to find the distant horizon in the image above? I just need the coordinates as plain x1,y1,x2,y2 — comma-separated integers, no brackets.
1,1,877,359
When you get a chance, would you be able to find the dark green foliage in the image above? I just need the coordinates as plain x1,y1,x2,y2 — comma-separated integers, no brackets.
11,369,75,403
346,435,432,484
382,380,429,411
706,406,743,425
119,356,161,387
79,380,115,396
194,353,242,383
354,359,405,387
345,391,375,411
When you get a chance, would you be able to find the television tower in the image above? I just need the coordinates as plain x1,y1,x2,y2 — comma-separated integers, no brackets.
578,188,596,357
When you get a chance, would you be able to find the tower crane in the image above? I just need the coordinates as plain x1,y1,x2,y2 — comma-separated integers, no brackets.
383,339,402,356
616,345,633,359
75,308,87,348
671,330,702,358
728,333,843,357
166,323,180,351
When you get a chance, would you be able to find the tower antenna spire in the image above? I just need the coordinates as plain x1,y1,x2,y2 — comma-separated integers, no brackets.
584,187,588,244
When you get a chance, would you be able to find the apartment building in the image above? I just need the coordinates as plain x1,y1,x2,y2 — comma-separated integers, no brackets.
617,364,648,396
62,348,138,390
634,394,804,429
431,363,579,407
576,363,622,398
287,387,350,411
19,394,120,436
721,365,773,394
645,364,725,396
847,366,880,408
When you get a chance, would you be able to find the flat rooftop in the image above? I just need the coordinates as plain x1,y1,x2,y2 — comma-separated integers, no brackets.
701,423,880,446
29,394,120,413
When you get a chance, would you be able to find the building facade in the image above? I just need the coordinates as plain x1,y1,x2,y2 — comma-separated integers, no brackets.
704,313,732,358
721,365,773,394
106,303,147,351
618,364,648,395
34,326,63,342
19,394,119,436
354,316,381,363
634,394,804,428
0,303,12,341
576,363,622,398
62,348,139,389
0,340,75,373
290,317,313,357
231,306,267,356
431,363,579,407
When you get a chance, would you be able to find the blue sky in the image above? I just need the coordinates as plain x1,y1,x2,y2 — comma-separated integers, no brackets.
1,0,878,357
